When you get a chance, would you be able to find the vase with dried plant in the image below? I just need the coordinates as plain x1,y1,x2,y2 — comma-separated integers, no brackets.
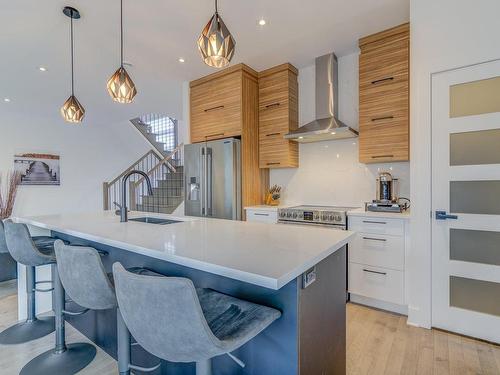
0,171,21,220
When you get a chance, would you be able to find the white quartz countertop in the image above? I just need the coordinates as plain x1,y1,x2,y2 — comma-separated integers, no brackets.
14,211,354,290
347,208,411,220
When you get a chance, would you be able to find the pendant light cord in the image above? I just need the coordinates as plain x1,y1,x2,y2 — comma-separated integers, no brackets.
215,0,218,14
70,11,74,96
120,0,124,67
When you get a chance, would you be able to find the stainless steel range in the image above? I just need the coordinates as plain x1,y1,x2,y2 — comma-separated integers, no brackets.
278,205,357,230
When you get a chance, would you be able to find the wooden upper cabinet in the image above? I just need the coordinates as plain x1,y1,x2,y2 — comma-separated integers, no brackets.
358,23,410,164
190,65,257,143
258,64,299,168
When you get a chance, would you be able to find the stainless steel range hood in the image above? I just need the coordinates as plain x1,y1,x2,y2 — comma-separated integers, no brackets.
284,53,358,143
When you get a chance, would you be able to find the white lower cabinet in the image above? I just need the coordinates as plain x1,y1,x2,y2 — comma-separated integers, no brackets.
348,212,409,314
245,207,278,224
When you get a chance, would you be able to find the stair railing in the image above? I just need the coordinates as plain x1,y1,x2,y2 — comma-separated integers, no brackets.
130,143,184,212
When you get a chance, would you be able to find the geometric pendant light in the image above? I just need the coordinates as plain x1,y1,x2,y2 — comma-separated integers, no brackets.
107,0,137,103
61,6,85,123
197,0,236,68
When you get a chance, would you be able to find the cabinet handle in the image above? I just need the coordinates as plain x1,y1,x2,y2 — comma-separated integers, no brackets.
371,77,394,85
362,237,387,242
267,162,281,165
371,116,394,122
362,220,387,225
265,103,281,109
363,268,387,276
253,213,270,216
204,105,225,112
265,132,281,137
371,155,394,159
206,133,225,138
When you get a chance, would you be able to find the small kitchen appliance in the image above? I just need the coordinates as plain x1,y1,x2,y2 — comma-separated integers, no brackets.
365,172,409,213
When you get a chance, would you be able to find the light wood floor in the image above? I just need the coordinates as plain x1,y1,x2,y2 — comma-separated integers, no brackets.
1,280,499,374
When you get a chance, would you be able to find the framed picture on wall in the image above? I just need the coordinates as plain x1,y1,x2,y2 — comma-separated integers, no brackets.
13,153,60,186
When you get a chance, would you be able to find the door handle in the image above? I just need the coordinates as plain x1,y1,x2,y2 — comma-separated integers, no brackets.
435,211,458,220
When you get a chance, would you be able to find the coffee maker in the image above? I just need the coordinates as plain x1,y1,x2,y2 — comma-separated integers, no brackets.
365,172,408,213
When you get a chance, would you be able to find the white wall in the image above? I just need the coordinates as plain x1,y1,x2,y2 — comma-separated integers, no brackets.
0,110,151,216
409,0,500,327
270,53,410,208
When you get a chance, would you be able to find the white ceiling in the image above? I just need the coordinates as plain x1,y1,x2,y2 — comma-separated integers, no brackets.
0,0,409,124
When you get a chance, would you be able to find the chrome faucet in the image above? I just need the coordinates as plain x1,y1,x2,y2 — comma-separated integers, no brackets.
119,170,153,222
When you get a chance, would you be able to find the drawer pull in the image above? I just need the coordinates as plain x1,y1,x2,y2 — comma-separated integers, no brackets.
371,77,394,85
362,220,387,225
265,132,281,137
363,268,387,276
362,237,387,242
371,155,394,159
371,116,394,122
206,133,225,138
253,213,270,216
267,162,281,165
265,103,281,109
204,105,225,112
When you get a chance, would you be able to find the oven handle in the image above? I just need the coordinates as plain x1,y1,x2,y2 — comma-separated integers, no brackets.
277,220,346,230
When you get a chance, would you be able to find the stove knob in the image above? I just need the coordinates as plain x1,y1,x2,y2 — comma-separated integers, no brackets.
335,215,342,221
328,214,334,221
298,212,303,219
314,213,319,220
279,211,285,218
292,212,298,219
287,212,292,218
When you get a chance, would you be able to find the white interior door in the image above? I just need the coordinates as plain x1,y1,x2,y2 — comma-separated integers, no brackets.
432,59,500,343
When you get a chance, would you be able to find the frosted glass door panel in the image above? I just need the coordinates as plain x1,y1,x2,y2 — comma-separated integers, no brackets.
450,228,500,266
450,129,500,166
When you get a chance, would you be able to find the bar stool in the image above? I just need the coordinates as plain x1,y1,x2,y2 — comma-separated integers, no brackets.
53,241,163,375
0,220,64,345
112,262,282,375
0,220,16,281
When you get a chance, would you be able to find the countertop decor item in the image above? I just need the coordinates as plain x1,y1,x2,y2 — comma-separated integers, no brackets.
0,171,21,220
197,0,236,68
265,185,281,206
61,6,85,123
106,0,137,103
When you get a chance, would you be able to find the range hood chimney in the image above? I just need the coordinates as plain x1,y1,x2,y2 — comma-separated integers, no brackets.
284,53,358,143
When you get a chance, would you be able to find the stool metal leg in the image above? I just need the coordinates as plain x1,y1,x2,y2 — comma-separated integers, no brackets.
196,359,213,375
20,264,97,375
0,265,55,345
117,307,131,375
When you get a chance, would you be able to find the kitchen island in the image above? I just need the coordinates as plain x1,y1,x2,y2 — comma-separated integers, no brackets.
14,211,354,374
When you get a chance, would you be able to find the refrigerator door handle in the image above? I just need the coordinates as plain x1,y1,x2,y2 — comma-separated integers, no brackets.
200,147,206,216
206,147,213,216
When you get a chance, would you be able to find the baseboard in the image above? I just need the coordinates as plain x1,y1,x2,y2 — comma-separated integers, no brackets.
349,294,408,315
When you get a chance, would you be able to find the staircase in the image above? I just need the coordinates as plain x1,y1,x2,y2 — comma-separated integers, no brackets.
103,114,184,215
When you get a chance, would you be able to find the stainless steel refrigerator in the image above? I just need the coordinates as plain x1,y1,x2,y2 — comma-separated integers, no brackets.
184,138,241,220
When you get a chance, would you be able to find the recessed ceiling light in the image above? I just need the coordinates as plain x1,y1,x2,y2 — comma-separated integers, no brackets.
178,58,185,63
331,132,336,135
258,19,266,26
3,98,11,102
39,66,47,72
299,136,304,139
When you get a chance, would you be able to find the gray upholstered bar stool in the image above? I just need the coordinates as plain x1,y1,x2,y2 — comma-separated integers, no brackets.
53,241,162,375
0,220,17,281
113,263,282,375
0,220,64,345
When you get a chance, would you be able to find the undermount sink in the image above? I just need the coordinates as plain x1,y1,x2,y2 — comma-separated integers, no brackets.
128,217,182,225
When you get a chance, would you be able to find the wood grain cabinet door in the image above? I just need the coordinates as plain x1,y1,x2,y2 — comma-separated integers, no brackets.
358,24,410,164
258,65,299,168
190,71,242,143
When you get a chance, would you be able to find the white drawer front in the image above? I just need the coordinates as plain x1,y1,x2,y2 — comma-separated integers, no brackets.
349,233,405,270
348,216,404,236
348,262,404,305
246,210,278,223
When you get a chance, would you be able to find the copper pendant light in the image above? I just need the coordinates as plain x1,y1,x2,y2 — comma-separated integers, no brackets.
197,0,236,68
107,0,137,103
61,7,85,123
